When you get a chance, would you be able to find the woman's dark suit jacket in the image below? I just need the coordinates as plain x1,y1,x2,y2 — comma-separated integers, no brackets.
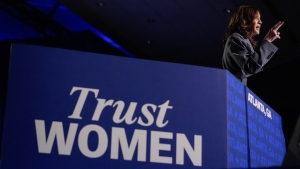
222,33,278,85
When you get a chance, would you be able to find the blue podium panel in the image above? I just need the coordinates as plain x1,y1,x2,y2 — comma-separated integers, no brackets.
246,88,286,167
226,74,248,168
1,44,243,169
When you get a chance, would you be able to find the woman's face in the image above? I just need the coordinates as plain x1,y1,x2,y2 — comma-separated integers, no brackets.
250,12,262,36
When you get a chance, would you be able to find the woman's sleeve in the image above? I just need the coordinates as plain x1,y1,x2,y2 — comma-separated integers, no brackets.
228,34,278,74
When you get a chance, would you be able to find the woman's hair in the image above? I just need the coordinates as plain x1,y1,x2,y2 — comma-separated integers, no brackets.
224,5,260,47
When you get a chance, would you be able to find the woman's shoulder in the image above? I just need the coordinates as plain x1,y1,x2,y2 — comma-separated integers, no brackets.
228,33,250,44
229,33,245,40
225,33,252,50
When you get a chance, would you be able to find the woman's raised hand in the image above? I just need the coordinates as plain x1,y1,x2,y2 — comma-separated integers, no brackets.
264,21,284,42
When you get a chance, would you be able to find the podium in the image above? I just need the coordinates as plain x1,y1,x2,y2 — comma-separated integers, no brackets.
0,44,286,168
